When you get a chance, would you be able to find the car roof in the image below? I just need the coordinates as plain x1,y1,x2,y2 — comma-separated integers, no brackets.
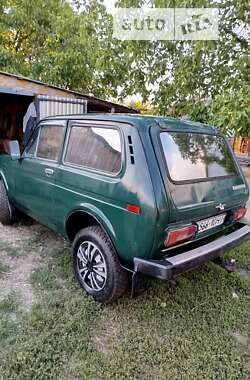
42,113,219,134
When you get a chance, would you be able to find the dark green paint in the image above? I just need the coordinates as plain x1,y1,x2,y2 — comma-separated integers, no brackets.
0,115,248,264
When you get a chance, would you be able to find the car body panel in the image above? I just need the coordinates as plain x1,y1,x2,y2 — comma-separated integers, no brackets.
51,120,157,262
14,158,60,228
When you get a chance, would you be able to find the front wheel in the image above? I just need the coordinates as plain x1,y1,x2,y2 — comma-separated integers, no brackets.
0,181,17,225
72,225,129,303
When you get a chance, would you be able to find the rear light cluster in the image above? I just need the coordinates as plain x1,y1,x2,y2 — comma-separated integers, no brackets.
233,207,247,221
164,225,197,248
164,207,247,249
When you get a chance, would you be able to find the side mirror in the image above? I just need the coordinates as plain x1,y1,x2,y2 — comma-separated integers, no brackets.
9,140,21,160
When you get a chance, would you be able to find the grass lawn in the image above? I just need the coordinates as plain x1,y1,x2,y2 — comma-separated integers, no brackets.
0,222,249,380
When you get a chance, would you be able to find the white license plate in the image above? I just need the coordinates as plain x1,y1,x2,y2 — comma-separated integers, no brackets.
197,214,226,233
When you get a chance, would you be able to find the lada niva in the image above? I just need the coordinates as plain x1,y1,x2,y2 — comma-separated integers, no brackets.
0,114,249,302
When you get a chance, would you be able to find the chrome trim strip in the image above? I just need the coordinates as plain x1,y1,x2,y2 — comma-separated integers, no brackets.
177,201,214,210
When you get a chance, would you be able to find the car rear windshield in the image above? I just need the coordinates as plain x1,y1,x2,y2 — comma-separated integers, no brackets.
160,132,238,182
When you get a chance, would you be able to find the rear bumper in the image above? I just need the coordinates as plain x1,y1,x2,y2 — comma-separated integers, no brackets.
134,223,250,280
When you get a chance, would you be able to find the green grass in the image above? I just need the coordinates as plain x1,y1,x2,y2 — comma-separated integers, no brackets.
0,241,21,258
28,227,51,245
226,241,250,270
0,294,21,349
30,248,71,291
0,241,250,380
0,293,18,314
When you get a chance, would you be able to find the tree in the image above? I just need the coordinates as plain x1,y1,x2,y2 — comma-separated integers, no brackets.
0,0,249,136
0,0,119,97
210,85,250,137
115,0,250,135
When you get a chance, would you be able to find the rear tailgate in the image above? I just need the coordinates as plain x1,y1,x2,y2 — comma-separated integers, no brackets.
167,176,247,223
151,127,249,230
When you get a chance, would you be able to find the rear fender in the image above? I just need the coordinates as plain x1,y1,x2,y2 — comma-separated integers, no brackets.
65,203,116,243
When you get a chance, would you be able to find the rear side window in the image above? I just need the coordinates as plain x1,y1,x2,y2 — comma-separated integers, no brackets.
65,126,122,174
37,125,65,161
160,132,238,182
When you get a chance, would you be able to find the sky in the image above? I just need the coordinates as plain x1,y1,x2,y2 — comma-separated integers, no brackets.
103,0,117,14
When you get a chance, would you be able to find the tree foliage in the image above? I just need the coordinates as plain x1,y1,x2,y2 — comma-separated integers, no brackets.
0,0,249,135
115,0,250,135
0,0,115,96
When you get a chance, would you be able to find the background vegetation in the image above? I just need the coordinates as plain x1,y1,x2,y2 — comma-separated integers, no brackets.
0,0,249,135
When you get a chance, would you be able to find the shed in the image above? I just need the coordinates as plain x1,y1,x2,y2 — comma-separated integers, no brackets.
0,71,138,153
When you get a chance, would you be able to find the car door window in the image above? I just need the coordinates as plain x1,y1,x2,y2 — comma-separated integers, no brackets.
64,126,122,174
24,128,39,157
37,125,65,161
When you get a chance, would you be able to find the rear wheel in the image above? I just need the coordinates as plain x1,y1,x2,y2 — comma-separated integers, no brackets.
0,181,17,225
72,225,129,303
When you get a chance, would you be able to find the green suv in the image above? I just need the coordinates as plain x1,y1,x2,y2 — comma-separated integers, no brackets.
0,114,250,302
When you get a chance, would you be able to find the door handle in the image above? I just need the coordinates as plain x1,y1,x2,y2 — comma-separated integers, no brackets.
45,168,54,176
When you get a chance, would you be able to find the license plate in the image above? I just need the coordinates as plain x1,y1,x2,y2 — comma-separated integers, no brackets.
197,214,226,233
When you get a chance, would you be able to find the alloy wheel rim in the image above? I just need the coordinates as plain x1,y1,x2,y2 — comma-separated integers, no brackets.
76,241,107,292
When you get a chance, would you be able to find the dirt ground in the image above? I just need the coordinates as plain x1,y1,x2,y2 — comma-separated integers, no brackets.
0,221,68,313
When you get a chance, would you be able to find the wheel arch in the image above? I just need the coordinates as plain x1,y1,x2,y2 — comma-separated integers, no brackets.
65,204,117,245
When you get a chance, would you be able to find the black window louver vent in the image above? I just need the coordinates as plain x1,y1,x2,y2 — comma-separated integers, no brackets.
128,136,135,164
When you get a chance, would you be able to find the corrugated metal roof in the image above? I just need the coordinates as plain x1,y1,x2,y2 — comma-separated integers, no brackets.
0,70,138,113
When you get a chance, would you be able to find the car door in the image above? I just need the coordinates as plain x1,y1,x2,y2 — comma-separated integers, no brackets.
14,120,66,229
52,121,126,234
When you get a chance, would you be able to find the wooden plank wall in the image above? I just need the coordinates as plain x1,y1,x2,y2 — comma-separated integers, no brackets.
0,73,78,98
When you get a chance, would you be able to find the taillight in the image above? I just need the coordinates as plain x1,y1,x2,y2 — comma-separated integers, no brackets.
233,207,247,221
164,225,197,248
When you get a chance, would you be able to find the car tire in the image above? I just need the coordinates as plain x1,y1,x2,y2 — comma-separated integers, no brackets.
0,180,17,225
72,225,129,303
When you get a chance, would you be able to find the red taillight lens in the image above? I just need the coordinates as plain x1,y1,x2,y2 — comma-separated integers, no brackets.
233,207,247,221
164,225,197,248
127,204,141,214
